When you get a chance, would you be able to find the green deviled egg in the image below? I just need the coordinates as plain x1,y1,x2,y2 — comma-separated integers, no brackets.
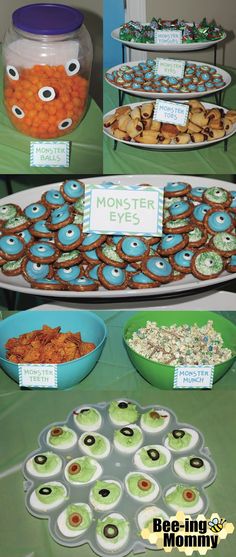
140,408,170,433
137,506,169,533
174,455,211,482
26,452,62,478
46,426,77,450
134,445,171,471
73,407,102,431
114,425,143,454
64,456,102,485
90,480,122,511
96,513,129,551
164,485,204,514
164,428,199,452
79,432,111,459
108,400,139,425
30,481,67,512
125,472,159,502
57,503,92,538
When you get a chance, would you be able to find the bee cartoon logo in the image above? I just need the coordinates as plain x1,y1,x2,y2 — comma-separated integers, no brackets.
208,517,226,533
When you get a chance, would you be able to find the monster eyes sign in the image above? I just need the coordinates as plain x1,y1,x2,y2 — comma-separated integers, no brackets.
83,184,164,236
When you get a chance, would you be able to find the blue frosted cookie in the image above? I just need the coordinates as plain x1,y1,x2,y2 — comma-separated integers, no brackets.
169,201,193,220
116,237,149,262
204,209,234,234
0,235,25,260
158,233,188,255
142,256,173,283
164,182,191,198
56,224,83,251
47,204,74,230
128,272,159,289
169,249,195,273
67,276,99,291
24,202,50,222
60,180,84,202
42,189,65,209
55,265,81,284
188,186,206,202
22,260,53,283
98,265,128,290
192,204,211,224
26,241,59,263
30,220,54,238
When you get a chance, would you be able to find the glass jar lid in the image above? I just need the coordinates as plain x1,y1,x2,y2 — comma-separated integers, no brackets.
12,3,84,35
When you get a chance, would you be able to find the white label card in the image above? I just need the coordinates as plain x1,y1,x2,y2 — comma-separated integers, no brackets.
154,30,182,45
83,184,164,236
174,365,214,389
155,58,186,79
30,141,70,167
153,99,189,126
19,364,58,388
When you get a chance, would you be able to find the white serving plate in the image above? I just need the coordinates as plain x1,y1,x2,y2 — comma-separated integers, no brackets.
0,175,235,299
111,26,227,52
103,101,236,150
105,60,231,100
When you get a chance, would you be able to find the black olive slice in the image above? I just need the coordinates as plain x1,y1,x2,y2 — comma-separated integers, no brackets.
80,408,90,414
147,449,160,461
39,487,52,495
120,427,134,437
99,488,110,498
84,435,95,446
172,429,185,439
118,401,128,409
190,457,204,469
103,524,119,539
34,455,47,465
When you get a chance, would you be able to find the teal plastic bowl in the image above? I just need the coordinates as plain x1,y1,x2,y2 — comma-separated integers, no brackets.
124,311,236,389
0,310,107,389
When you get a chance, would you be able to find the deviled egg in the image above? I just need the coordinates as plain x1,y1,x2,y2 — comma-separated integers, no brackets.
108,400,139,425
65,456,102,485
78,432,111,459
96,513,129,551
174,455,212,482
134,445,171,472
137,506,169,532
114,425,143,454
90,480,122,511
164,428,199,452
141,408,170,433
57,503,92,538
46,426,77,450
73,407,102,431
26,452,62,478
125,472,159,502
29,481,67,512
164,485,204,514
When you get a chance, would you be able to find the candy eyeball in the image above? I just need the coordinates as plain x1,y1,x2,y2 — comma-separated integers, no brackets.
58,118,73,130
156,261,164,268
216,215,225,223
7,237,17,245
65,59,81,76
66,229,75,238
38,87,56,102
12,105,25,119
6,65,19,80
112,268,121,277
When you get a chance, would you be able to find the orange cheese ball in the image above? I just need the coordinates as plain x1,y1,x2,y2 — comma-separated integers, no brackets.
4,64,89,138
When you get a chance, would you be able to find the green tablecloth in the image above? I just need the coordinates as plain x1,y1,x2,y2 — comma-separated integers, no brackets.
0,310,236,557
103,65,236,174
0,63,102,174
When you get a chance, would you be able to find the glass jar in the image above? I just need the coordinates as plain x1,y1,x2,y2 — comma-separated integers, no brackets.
3,3,93,139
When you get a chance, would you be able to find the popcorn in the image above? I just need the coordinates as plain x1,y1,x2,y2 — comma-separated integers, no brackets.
128,320,232,366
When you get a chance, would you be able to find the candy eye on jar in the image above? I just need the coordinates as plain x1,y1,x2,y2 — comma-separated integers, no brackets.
3,3,93,139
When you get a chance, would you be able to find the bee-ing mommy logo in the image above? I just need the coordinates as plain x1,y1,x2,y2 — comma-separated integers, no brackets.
141,512,234,555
